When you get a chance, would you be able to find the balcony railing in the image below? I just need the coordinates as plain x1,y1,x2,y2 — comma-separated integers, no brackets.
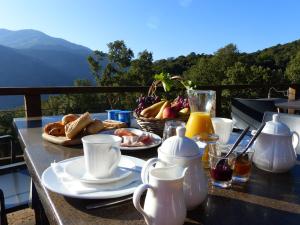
0,83,295,117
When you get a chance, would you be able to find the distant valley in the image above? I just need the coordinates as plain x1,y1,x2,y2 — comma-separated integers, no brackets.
0,29,98,108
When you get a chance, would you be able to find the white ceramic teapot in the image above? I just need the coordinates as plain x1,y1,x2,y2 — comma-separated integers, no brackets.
141,127,208,210
133,166,187,225
253,114,299,173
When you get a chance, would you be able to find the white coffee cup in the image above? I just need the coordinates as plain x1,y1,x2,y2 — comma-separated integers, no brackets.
211,117,234,144
82,134,122,178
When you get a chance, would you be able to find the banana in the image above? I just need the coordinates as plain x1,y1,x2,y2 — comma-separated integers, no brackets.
155,101,170,119
140,101,166,118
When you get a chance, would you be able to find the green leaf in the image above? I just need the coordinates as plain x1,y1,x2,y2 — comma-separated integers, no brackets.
154,72,173,92
180,80,195,90
154,72,195,92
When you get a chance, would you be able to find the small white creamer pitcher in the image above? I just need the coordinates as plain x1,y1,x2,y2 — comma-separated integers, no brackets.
141,127,208,210
133,166,187,225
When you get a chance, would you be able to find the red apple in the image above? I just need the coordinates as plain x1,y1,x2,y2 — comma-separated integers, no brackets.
163,106,177,119
171,102,182,112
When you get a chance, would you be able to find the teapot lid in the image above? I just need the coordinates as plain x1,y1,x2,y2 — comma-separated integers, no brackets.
263,114,291,136
160,127,200,157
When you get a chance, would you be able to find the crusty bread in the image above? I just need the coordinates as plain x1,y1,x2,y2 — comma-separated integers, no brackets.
62,114,79,125
65,112,93,139
103,120,127,130
86,119,105,134
44,122,65,136
49,127,65,136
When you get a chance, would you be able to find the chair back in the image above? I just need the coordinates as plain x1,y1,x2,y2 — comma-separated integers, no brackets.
262,111,300,154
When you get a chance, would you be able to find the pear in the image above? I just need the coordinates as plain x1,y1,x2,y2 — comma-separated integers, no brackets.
178,107,190,117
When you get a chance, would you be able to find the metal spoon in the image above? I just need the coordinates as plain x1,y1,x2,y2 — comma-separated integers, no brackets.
237,122,266,158
224,126,250,158
215,126,250,167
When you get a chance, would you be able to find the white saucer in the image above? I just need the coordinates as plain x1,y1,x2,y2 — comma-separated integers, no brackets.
41,155,145,199
64,156,136,184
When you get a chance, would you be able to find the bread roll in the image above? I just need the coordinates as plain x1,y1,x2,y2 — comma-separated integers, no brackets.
62,114,79,125
103,120,127,129
49,127,65,136
44,122,65,136
65,112,93,139
86,119,104,134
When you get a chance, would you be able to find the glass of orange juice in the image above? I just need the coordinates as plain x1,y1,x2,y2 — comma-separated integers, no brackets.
185,90,216,167
185,90,216,138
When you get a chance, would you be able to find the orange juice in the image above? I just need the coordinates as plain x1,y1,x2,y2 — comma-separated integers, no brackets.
185,112,215,168
185,112,214,139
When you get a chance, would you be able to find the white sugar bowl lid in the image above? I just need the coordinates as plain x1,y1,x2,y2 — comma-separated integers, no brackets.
160,127,200,157
263,114,291,136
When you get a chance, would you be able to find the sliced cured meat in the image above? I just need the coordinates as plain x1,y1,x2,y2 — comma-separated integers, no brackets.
114,128,137,137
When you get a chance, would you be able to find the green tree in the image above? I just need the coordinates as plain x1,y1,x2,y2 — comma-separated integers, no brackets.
88,40,134,86
286,51,300,83
108,40,134,68
127,50,154,85
184,44,239,85
184,57,219,85
223,62,249,85
87,50,106,86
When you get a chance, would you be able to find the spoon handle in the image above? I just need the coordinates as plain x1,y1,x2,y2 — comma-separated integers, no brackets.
225,126,250,158
241,122,266,155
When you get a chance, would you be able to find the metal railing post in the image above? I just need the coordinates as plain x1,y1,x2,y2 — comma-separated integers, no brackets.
24,94,42,117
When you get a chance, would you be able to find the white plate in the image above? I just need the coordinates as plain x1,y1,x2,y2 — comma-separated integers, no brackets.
101,128,162,151
64,156,135,184
41,155,145,199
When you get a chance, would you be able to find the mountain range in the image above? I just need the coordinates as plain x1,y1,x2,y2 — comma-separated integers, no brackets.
0,29,99,109
0,28,94,87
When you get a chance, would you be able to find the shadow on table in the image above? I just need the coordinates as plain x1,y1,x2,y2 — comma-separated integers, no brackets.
231,163,300,205
65,196,143,220
186,195,300,225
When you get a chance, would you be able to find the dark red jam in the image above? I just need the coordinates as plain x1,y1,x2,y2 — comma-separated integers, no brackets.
210,161,233,181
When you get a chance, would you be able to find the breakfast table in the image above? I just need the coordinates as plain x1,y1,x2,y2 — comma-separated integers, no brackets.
13,113,300,225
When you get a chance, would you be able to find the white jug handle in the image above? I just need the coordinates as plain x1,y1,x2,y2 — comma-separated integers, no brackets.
141,158,159,184
292,131,299,150
133,184,152,225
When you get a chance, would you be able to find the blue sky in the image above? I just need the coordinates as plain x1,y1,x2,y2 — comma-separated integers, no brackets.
1,0,300,60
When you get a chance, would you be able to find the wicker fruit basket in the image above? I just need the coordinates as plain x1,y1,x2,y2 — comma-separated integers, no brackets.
134,75,190,137
134,113,188,137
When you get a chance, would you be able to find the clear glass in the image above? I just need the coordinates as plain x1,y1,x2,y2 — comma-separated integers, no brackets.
211,117,234,144
163,120,186,141
193,133,219,169
209,145,236,188
185,90,216,139
232,146,253,182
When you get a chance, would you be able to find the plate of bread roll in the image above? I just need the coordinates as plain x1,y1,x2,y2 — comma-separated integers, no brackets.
42,112,127,146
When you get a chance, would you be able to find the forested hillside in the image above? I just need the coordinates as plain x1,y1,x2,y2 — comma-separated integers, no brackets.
85,39,300,88
1,38,300,135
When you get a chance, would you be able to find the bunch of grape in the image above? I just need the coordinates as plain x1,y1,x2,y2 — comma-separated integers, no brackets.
172,96,189,110
134,95,161,115
182,98,189,108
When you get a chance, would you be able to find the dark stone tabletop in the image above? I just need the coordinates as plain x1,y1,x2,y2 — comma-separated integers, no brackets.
13,114,300,225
